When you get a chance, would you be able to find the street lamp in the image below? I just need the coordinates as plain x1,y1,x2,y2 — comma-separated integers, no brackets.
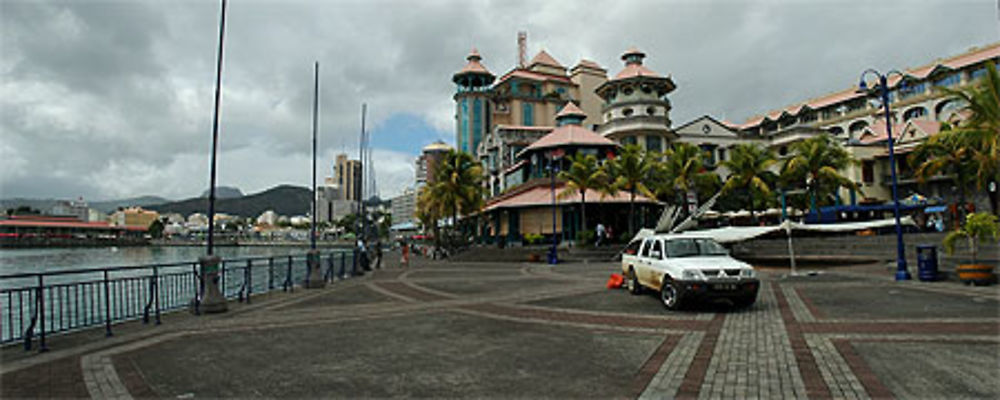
858,68,910,281
548,150,563,265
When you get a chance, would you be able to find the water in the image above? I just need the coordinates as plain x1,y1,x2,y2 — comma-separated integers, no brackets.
0,246,315,276
0,246,354,344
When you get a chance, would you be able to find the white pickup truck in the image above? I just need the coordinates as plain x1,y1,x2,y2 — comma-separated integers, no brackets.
621,233,759,310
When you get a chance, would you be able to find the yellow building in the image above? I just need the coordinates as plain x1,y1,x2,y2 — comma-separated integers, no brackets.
109,207,159,229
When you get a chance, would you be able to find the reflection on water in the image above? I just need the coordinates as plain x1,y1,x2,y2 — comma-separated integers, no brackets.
0,246,315,276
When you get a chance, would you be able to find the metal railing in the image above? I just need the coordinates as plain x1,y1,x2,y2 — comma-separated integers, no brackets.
1,250,355,351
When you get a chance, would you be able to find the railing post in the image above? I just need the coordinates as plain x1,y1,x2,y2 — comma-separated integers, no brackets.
154,266,161,325
339,252,346,280
268,257,274,291
246,259,252,304
37,274,47,352
285,255,293,292
103,270,112,337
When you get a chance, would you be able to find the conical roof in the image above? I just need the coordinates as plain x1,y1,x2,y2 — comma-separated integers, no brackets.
555,102,586,119
453,48,494,84
529,50,564,69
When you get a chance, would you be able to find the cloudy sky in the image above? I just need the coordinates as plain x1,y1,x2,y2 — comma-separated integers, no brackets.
1,0,998,202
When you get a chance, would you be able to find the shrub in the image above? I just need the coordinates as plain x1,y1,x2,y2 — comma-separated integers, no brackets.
523,233,544,245
576,230,595,246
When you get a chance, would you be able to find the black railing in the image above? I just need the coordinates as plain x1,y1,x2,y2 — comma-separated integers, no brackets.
1,250,355,351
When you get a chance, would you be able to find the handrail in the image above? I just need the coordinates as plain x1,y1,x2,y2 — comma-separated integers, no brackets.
1,250,354,351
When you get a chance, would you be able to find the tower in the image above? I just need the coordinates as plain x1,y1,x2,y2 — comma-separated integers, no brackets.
453,48,495,155
595,47,677,153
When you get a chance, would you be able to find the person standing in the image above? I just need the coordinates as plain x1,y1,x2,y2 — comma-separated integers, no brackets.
357,237,370,273
374,240,383,269
401,239,410,268
595,223,606,247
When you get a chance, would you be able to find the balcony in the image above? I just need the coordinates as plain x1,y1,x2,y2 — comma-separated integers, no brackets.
597,116,671,136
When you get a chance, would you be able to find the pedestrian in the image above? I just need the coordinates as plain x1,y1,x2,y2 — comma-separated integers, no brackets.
374,240,383,269
357,237,370,273
595,223,605,247
401,239,410,268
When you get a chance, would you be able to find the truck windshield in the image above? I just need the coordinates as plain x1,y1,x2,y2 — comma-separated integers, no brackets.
665,238,729,257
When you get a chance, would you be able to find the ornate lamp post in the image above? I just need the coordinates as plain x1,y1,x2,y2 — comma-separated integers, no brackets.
548,150,563,265
858,69,911,281
305,61,325,288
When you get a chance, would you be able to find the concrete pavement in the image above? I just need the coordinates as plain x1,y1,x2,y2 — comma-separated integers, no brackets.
2,255,998,399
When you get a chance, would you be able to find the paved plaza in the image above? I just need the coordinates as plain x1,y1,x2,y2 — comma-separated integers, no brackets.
2,256,999,399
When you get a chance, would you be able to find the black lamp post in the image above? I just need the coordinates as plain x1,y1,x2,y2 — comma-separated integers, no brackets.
547,152,561,265
858,69,911,281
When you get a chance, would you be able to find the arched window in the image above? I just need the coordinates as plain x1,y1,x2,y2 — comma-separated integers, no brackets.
623,108,634,117
849,120,869,135
828,126,844,136
623,87,634,96
646,107,656,116
935,99,964,120
902,107,927,122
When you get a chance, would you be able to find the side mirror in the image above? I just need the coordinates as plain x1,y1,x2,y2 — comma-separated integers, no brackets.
650,249,662,259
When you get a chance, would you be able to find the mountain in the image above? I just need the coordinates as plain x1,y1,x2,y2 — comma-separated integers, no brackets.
201,186,243,199
147,185,311,217
1,196,170,214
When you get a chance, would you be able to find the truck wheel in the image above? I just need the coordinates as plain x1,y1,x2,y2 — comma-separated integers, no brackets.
661,279,682,310
628,268,642,295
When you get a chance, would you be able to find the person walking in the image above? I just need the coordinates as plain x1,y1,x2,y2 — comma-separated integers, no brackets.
374,240,383,269
400,239,410,268
357,237,370,274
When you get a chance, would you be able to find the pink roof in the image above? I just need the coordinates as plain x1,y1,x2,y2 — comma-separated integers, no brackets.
741,42,1000,129
495,69,572,85
612,63,662,80
860,119,941,144
622,46,645,59
485,184,657,211
556,102,586,118
574,59,605,71
529,50,564,69
523,125,616,153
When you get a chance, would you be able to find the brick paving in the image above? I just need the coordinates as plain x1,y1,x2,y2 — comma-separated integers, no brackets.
2,255,998,399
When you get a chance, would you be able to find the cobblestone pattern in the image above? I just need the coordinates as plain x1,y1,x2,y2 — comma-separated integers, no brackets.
698,283,806,399
807,335,870,400
782,284,817,322
639,332,704,399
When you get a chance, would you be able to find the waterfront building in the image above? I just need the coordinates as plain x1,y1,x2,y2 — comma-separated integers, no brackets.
49,198,89,222
595,47,677,153
316,176,356,223
481,102,659,244
673,116,755,180
109,207,159,229
0,215,146,247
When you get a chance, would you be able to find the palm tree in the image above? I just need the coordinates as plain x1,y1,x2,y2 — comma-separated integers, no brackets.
910,125,977,216
936,62,1000,215
721,143,777,222
428,150,484,246
781,135,860,217
609,144,655,236
656,143,718,209
557,152,607,235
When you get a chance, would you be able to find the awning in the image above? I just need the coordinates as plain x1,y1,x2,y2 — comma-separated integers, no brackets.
924,205,947,213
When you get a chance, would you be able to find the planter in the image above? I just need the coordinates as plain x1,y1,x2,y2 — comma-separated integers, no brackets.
955,264,997,286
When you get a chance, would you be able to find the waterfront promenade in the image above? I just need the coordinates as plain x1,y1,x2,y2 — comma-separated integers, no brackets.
2,255,998,399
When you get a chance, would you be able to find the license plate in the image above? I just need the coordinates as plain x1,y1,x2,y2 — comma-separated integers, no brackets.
713,283,737,291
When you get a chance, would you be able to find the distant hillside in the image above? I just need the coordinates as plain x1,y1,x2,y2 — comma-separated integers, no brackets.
1,196,170,214
147,185,311,217
201,186,243,199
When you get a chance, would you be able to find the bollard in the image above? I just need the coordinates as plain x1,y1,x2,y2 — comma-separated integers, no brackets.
197,255,228,313
304,249,326,289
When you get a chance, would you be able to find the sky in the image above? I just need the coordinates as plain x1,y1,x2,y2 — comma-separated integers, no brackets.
1,0,998,202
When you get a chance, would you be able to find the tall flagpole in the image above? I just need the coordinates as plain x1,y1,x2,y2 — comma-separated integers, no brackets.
311,61,319,250
206,0,227,256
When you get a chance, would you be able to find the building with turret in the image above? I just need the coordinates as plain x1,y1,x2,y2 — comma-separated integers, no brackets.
596,47,677,153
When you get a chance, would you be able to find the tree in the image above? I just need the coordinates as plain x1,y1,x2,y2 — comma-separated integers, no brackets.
557,152,607,235
910,124,977,218
655,143,719,211
721,144,777,222
781,135,860,216
936,62,1000,215
427,150,484,248
608,144,655,236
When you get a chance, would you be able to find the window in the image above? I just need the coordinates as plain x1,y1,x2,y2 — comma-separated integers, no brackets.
641,85,652,94
624,239,642,255
646,107,656,116
969,68,986,81
623,108,634,117
622,136,638,146
473,98,483,151
522,102,534,126
903,107,927,121
933,73,960,88
849,120,869,135
800,112,817,123
717,148,726,162
778,146,788,157
646,135,662,152
700,144,716,165
899,82,926,99
650,240,663,259
862,160,874,184
665,238,728,258
623,87,634,96
640,239,652,257
605,112,612,121
460,99,470,152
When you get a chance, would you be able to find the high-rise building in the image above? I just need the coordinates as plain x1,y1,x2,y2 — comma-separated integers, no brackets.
335,153,363,201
